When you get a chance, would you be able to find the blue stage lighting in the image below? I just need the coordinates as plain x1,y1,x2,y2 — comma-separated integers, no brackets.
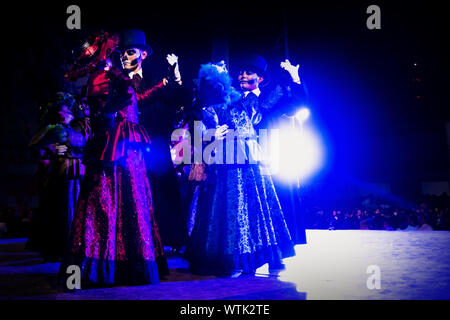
295,107,310,123
267,111,325,183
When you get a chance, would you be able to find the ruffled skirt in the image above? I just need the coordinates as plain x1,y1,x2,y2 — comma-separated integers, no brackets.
59,148,165,286
184,164,295,276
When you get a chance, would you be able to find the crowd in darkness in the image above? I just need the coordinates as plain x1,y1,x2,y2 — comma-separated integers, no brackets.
1,193,450,239
304,193,450,231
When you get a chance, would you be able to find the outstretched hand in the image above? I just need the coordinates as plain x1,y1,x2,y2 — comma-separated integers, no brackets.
215,124,229,140
166,53,178,66
280,59,301,84
167,53,182,84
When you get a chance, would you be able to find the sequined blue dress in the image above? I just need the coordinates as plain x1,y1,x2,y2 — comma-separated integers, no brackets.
184,99,296,276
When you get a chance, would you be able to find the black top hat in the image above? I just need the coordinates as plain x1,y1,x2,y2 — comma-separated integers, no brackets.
236,53,270,87
237,54,268,77
119,29,153,55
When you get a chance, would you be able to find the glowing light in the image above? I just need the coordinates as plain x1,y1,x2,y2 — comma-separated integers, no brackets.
295,107,310,123
267,122,324,183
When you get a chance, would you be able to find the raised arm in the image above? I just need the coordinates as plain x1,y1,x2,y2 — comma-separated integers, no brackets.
136,53,184,104
135,79,168,103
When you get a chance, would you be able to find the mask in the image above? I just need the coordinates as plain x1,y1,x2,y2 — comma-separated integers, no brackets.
121,48,146,72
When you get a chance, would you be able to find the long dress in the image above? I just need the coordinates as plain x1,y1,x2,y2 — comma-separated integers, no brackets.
184,100,296,276
27,122,86,261
59,69,166,286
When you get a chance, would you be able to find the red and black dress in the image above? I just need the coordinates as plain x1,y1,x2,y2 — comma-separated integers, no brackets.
59,68,167,286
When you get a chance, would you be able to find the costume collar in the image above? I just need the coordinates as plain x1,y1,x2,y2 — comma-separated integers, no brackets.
243,87,261,97
128,68,143,79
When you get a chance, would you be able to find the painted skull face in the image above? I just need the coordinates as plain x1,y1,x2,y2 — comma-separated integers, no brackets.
238,69,263,91
121,47,147,72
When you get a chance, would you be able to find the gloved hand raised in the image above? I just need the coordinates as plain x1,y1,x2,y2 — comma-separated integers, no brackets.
167,53,182,85
280,59,301,84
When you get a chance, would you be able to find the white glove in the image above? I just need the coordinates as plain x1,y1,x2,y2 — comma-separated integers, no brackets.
280,59,301,84
54,144,68,155
167,53,182,84
215,124,229,140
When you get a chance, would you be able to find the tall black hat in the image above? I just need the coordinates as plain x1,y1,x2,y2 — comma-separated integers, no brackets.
237,54,268,77
235,53,270,87
118,29,153,55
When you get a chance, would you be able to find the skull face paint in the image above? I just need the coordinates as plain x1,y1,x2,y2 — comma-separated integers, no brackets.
121,47,148,73
238,70,263,92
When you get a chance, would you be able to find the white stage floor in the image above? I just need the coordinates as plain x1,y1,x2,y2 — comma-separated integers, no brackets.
276,229,450,299
1,230,449,300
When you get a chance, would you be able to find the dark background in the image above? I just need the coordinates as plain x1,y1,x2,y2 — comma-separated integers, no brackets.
1,0,449,209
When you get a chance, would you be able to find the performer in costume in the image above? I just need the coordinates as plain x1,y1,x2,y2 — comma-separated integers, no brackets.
118,29,189,251
27,93,87,261
184,62,295,277
59,31,167,286
235,54,309,246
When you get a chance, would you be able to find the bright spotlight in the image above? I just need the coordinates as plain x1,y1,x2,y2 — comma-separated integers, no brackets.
295,107,310,123
267,124,324,183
